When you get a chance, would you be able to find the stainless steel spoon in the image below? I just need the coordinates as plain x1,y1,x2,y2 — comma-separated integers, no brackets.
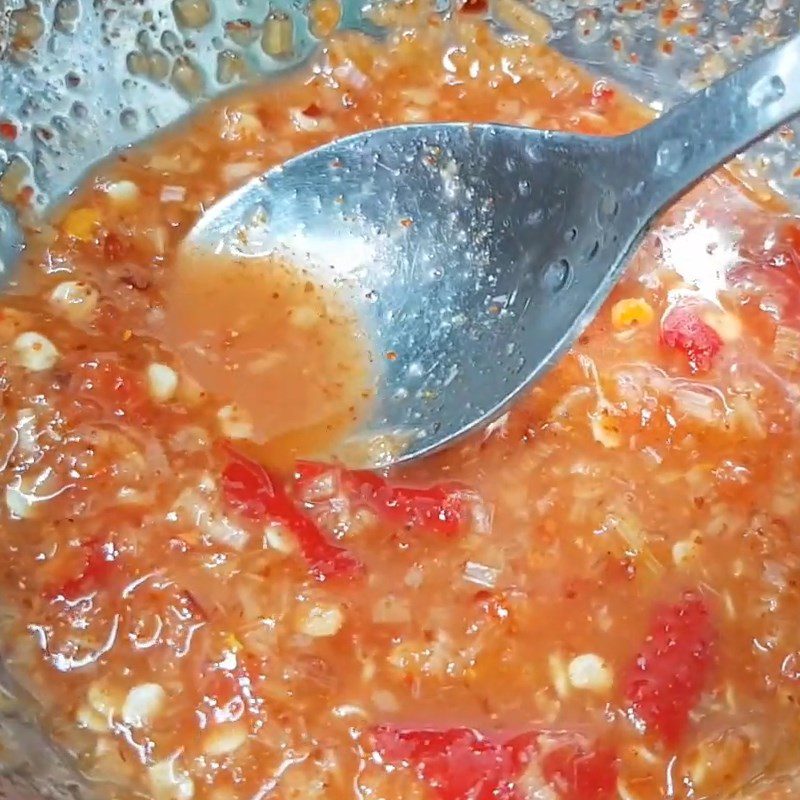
187,34,800,466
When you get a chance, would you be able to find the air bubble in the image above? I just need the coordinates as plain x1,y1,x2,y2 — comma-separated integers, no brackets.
364,289,379,303
517,179,531,197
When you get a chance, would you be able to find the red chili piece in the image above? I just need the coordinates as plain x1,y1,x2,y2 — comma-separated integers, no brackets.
0,121,18,141
590,81,616,107
221,446,364,580
623,590,716,746
370,726,617,800
460,0,489,13
661,306,723,372
294,460,465,535
49,538,118,601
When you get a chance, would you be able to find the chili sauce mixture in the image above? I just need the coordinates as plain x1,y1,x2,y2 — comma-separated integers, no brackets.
2,5,800,800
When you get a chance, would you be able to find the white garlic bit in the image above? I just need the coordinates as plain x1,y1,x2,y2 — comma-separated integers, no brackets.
202,722,248,756
567,653,614,694
217,403,254,439
295,601,345,637
105,180,140,207
122,682,166,727
49,280,99,323
148,758,195,800
147,362,179,403
12,331,59,372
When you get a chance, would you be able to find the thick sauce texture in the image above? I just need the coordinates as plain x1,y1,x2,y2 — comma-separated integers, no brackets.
3,7,800,800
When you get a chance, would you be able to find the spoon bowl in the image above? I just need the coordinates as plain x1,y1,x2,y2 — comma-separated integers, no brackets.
188,34,800,465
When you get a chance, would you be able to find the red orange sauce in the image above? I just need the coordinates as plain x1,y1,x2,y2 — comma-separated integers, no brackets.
1,7,800,800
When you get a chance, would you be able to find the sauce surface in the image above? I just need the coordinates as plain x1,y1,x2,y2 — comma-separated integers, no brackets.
165,251,374,464
2,5,800,800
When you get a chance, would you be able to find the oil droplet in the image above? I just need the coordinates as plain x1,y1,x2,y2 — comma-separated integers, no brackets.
172,0,212,29
171,55,205,99
308,0,341,38
261,12,294,58
126,50,149,77
216,50,248,85
224,19,258,46
54,0,80,33
10,4,45,51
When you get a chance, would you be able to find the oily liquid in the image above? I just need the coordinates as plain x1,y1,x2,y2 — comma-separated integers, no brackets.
164,250,375,464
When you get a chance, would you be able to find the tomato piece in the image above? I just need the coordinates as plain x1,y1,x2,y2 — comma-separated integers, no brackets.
661,306,723,373
49,538,119,601
623,591,716,746
370,726,616,800
536,737,618,800
221,446,364,580
371,727,518,800
294,460,466,535
68,357,150,421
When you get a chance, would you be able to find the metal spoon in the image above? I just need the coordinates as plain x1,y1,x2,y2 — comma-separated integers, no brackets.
187,34,800,466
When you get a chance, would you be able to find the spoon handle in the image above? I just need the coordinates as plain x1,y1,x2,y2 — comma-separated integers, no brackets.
630,32,800,211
